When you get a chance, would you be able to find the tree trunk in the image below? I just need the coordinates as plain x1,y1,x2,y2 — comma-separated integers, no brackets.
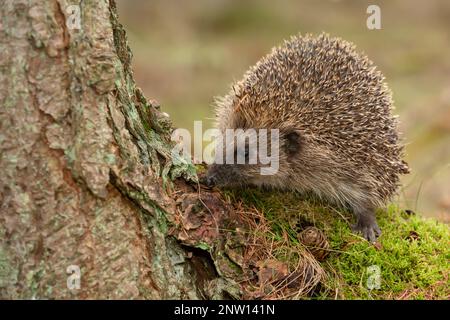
0,0,206,299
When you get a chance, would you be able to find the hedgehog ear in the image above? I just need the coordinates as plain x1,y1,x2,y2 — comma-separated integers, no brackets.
284,131,302,156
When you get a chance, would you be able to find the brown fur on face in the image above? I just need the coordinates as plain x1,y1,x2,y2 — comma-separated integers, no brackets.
205,129,296,188
205,33,409,242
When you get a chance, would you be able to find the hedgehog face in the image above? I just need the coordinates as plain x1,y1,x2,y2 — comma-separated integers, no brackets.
204,130,302,188
204,129,259,188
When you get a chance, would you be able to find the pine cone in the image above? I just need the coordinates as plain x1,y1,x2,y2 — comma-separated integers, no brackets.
298,226,330,261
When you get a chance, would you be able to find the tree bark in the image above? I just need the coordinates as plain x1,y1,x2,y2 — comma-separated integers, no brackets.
0,0,204,299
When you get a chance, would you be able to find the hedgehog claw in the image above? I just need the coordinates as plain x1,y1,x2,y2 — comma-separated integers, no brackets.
352,219,381,243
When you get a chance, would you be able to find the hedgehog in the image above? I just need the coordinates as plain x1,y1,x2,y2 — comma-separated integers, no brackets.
203,33,409,242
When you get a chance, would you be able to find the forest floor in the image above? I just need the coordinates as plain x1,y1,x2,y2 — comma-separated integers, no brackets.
222,188,449,299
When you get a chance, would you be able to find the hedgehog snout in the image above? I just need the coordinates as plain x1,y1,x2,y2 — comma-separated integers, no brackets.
204,171,217,187
204,164,239,187
203,164,222,187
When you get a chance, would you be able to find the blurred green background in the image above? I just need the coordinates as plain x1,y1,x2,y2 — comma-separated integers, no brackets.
116,0,450,222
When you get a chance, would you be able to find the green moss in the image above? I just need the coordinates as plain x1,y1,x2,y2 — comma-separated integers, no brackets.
224,188,450,299
195,242,211,251
322,205,450,299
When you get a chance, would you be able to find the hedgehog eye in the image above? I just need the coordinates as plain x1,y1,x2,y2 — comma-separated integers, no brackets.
285,131,301,156
235,144,250,163
244,147,249,159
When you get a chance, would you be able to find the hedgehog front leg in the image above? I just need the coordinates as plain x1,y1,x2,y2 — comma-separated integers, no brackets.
351,206,381,242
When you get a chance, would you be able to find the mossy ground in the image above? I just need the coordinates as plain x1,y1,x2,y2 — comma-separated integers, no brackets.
223,188,449,300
